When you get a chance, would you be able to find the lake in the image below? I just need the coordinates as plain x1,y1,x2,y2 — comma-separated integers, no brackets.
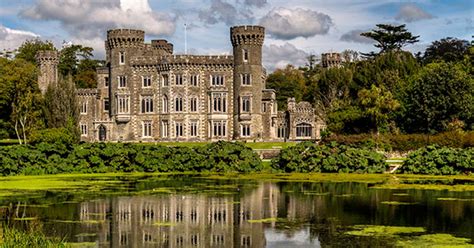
1,174,473,247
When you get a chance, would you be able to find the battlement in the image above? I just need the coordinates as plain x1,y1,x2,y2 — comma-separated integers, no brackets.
151,39,173,54
231,25,265,46
107,29,145,48
321,52,342,68
76,88,99,96
132,54,234,67
35,50,59,63
96,66,108,74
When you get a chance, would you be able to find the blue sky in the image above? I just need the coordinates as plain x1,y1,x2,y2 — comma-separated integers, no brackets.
0,0,472,70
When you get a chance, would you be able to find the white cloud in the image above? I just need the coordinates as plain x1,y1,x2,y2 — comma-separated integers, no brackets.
340,29,373,44
263,42,309,71
0,24,38,50
20,0,176,39
259,8,333,40
198,0,254,26
395,3,433,23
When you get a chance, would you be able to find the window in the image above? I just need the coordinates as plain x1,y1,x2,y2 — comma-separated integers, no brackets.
212,235,224,246
175,97,183,112
142,76,151,87
241,96,251,112
80,101,87,114
175,74,183,85
191,234,199,246
119,51,125,65
141,96,154,113
241,124,251,137
143,121,152,137
162,74,169,86
241,236,251,247
190,208,198,222
162,95,169,113
190,97,198,112
243,48,249,62
143,233,152,243
176,236,184,247
161,120,169,137
211,75,224,86
278,126,286,138
104,98,109,112
296,123,312,137
190,75,199,86
118,76,127,88
104,76,109,87
190,121,198,137
262,103,267,112
117,95,130,114
241,74,251,85
80,123,87,136
211,93,227,113
175,122,184,137
212,120,226,137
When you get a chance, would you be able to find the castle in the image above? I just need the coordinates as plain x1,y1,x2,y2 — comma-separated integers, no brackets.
36,25,324,142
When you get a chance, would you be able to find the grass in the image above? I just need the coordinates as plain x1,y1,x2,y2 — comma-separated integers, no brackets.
346,225,426,236
1,227,67,247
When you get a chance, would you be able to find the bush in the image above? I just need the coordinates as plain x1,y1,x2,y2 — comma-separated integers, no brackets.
271,142,388,173
324,131,473,152
399,146,473,175
0,141,263,176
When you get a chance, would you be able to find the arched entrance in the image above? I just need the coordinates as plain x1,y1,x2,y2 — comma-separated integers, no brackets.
98,125,107,141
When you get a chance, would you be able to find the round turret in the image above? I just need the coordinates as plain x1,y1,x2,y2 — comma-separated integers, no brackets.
35,50,59,63
36,50,59,95
106,29,145,49
230,25,265,47
151,39,174,54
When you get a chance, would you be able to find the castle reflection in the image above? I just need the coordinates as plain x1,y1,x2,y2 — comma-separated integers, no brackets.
79,183,282,248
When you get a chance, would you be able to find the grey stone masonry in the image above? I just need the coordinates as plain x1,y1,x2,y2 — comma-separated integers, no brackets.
37,26,325,142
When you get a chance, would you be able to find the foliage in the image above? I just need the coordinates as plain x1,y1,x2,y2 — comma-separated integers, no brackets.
361,24,419,53
1,227,66,248
422,37,470,63
400,61,474,133
0,141,262,176
399,146,473,175
271,142,388,173
324,131,474,152
15,39,55,64
266,65,307,109
358,84,400,134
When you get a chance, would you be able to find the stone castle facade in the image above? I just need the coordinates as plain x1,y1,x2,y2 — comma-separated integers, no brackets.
37,25,324,142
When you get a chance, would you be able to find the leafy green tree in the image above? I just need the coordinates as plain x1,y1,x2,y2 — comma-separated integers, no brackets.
75,59,102,88
358,84,400,134
58,44,93,77
43,75,79,140
266,65,307,109
400,61,474,133
361,24,419,53
423,37,470,63
16,39,55,64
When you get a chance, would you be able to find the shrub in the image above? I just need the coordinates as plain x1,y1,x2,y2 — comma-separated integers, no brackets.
399,146,473,175
271,142,388,173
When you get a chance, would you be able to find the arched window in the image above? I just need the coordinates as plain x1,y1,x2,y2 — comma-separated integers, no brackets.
98,125,107,141
175,96,183,112
162,95,169,113
296,123,312,138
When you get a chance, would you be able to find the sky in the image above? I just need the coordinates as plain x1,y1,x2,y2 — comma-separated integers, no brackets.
0,0,472,71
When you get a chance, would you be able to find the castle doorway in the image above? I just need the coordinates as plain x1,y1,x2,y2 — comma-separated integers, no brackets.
98,125,107,141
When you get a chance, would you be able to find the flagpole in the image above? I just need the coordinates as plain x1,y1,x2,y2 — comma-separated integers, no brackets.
184,23,187,54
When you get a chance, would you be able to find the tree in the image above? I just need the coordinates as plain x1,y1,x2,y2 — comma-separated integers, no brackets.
5,59,44,144
341,49,359,63
16,39,55,64
423,37,470,63
400,61,474,133
43,75,79,130
358,84,400,134
266,65,307,110
361,24,419,53
58,44,93,77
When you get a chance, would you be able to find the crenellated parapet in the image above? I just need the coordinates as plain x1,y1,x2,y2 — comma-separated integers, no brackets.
35,50,59,63
156,55,234,71
321,52,342,68
106,29,145,49
231,26,265,46
151,39,173,54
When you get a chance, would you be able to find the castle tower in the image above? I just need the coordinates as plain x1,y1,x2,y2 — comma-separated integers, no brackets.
321,52,342,68
106,29,145,123
36,50,59,95
231,25,265,140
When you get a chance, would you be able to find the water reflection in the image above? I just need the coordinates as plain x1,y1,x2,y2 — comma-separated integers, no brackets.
5,178,474,247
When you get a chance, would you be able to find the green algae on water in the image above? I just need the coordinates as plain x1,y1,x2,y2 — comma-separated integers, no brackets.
247,218,278,223
153,222,176,227
437,198,474,202
396,233,473,247
346,225,425,237
381,201,418,205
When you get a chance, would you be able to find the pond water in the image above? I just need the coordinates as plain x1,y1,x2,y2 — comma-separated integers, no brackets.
2,174,473,247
